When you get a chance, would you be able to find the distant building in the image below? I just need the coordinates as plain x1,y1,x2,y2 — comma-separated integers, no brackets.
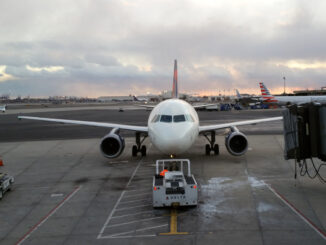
97,96,134,102
293,87,326,96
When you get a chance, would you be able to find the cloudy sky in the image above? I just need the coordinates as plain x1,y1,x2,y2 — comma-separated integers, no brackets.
0,0,326,97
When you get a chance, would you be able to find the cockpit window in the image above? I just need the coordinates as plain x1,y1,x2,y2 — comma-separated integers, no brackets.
173,114,186,122
160,115,172,123
151,114,160,123
185,114,194,122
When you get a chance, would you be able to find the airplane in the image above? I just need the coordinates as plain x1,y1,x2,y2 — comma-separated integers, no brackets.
260,82,326,105
0,105,6,113
18,60,282,159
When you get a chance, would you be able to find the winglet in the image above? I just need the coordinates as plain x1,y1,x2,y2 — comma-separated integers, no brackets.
172,59,178,98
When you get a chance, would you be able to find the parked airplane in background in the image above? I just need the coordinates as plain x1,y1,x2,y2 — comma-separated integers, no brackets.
18,61,282,159
0,105,6,113
260,82,326,105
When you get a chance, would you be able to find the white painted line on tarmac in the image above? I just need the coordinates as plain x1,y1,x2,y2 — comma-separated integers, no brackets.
107,217,164,228
115,204,152,211
102,224,168,239
119,198,151,204
15,186,82,245
123,192,152,198
125,188,150,193
267,185,326,241
112,210,153,219
97,160,142,239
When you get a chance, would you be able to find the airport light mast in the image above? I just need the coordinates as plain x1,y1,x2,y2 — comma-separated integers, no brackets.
283,76,286,95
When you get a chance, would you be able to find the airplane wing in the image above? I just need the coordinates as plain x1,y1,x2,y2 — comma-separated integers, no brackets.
199,116,282,133
193,104,219,109
18,116,148,132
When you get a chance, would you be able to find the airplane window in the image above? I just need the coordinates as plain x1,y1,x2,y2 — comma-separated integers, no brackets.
185,114,194,122
152,114,160,123
160,115,172,123
173,115,186,122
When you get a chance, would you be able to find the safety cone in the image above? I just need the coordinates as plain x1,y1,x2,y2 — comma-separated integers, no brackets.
0,159,3,166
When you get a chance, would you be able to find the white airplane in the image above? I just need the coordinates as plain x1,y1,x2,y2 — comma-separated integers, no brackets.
0,105,6,113
18,60,282,158
260,82,326,105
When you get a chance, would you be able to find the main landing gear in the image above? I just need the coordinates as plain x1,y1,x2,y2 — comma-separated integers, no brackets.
132,132,148,157
203,131,219,155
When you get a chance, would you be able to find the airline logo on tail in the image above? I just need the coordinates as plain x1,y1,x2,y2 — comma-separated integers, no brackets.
172,59,178,98
259,82,278,103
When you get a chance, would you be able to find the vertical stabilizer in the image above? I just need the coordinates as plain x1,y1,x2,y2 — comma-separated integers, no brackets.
259,82,277,102
172,60,178,98
236,89,242,99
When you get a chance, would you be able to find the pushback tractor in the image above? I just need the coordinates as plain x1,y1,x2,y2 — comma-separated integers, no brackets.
153,159,198,207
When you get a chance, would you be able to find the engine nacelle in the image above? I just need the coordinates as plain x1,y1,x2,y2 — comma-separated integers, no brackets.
100,128,125,158
225,129,248,156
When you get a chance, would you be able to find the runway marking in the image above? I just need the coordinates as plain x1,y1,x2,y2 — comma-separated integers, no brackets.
101,224,168,239
119,198,151,204
107,217,164,228
248,177,326,241
267,185,326,241
123,192,152,198
160,208,188,235
98,154,168,239
97,160,142,239
115,204,152,211
112,210,153,219
125,188,150,193
15,186,82,245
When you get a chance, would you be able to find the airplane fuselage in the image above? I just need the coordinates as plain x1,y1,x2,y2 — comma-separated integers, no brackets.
148,99,199,155
272,96,326,105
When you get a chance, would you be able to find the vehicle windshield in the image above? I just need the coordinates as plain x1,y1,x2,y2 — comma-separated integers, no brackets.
160,115,172,123
173,114,186,122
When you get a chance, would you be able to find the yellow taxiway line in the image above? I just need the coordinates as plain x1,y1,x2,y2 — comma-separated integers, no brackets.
160,208,188,235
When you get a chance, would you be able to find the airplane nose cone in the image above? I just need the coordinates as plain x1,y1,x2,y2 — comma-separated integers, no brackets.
150,124,197,155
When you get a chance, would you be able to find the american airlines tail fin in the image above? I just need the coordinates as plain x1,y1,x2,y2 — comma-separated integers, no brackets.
259,82,278,103
235,89,242,99
172,59,178,98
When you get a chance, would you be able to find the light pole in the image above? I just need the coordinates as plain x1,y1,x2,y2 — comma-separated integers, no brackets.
283,76,286,95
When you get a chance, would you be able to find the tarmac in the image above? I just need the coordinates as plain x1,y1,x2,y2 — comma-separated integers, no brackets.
0,106,325,245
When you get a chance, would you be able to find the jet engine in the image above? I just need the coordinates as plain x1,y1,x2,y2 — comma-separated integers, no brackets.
225,127,248,156
100,128,125,158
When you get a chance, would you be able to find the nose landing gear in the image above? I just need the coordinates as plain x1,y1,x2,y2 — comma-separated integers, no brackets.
132,132,148,157
204,131,219,155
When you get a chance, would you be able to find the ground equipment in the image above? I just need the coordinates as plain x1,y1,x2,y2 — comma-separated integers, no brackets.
0,173,14,199
153,159,198,207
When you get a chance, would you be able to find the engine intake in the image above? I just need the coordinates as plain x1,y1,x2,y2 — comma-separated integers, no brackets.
225,129,248,156
100,128,125,158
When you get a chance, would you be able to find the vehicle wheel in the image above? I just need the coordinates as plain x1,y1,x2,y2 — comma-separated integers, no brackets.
141,145,147,157
213,144,219,155
205,144,211,155
132,145,138,157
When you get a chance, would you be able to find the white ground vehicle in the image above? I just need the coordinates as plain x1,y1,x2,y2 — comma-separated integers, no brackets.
0,173,14,199
153,159,198,207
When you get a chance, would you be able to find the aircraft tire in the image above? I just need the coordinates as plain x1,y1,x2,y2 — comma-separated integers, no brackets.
213,144,219,155
141,145,146,157
205,144,211,155
132,145,138,157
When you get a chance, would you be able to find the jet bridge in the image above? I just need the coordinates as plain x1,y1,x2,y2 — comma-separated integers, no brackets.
283,103,326,182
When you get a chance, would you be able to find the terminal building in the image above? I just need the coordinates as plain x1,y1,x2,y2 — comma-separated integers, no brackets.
293,87,326,96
